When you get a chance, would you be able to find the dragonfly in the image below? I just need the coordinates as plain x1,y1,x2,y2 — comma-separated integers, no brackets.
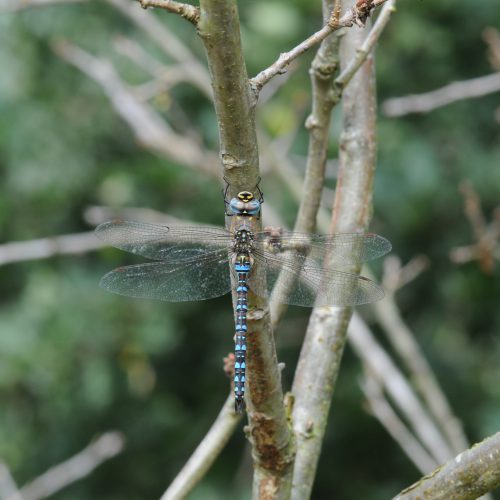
95,185,391,413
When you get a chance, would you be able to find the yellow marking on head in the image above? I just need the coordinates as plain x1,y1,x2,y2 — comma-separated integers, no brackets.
238,191,254,202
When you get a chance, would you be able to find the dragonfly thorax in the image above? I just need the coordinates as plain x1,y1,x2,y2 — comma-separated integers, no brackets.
232,228,254,255
229,191,261,217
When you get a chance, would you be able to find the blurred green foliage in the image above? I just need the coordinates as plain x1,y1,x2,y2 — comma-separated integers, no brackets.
0,0,499,499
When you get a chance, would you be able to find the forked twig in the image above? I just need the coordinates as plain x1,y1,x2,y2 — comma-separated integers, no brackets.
137,0,200,25
450,181,500,273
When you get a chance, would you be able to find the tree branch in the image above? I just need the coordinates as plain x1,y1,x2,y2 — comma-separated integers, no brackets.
382,72,500,117
334,0,396,95
0,231,102,266
360,373,438,474
373,264,470,455
105,0,212,99
269,0,341,326
250,0,392,92
449,180,500,273
197,1,294,497
160,395,241,500
394,432,500,500
269,0,394,327
9,432,124,500
290,13,379,499
349,313,454,464
0,462,20,500
137,0,200,25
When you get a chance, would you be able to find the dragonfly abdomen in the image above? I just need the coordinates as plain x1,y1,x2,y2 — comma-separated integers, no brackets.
234,254,251,414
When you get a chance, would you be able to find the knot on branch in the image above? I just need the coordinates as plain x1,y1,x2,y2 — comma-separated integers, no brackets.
305,115,320,130
355,0,375,25
247,307,267,321
221,153,252,170
310,59,338,81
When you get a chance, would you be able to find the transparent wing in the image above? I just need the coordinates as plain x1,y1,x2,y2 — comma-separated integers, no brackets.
95,220,231,261
254,231,391,269
248,252,384,306
99,250,231,301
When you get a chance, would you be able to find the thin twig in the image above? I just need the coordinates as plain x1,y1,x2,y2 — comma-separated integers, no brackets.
137,0,200,25
334,0,396,95
9,432,124,500
382,72,500,117
449,181,500,273
250,0,390,91
394,431,500,500
0,231,102,266
105,0,212,99
160,395,241,500
360,373,438,474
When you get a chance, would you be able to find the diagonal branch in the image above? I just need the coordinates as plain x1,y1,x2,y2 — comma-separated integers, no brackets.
137,0,200,25
9,432,124,500
160,395,241,500
394,431,500,500
0,462,20,500
360,373,438,474
373,278,470,455
349,313,454,464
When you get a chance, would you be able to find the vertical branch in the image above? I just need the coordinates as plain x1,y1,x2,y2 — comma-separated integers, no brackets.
291,14,378,500
197,2,294,498
198,0,259,189
294,0,340,235
270,0,341,326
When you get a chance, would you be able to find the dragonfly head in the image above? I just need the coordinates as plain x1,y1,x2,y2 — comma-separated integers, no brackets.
229,191,261,217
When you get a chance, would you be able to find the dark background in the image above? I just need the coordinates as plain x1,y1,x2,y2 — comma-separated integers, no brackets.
1,1,499,498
